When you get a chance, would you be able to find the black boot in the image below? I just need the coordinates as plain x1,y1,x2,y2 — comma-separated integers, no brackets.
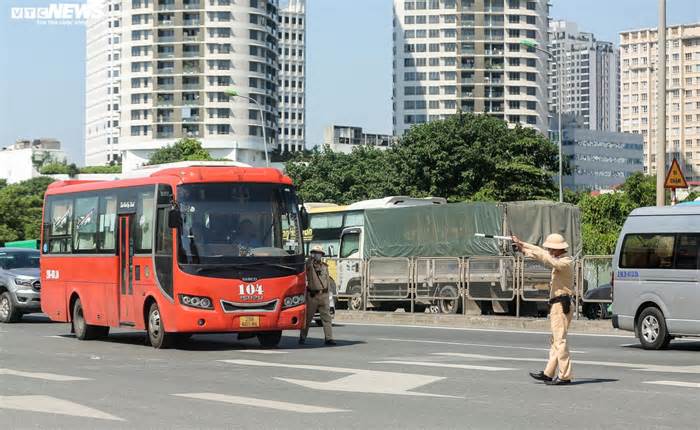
529,371,553,382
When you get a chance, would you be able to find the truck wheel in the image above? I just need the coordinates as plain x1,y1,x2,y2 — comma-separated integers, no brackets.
637,307,671,350
72,298,105,340
147,302,173,349
257,331,282,348
436,285,459,314
0,291,22,323
348,285,363,311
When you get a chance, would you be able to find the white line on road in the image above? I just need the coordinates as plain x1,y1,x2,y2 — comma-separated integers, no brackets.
220,359,461,398
378,337,588,353
435,353,700,374
340,322,633,338
237,350,289,354
644,381,700,388
373,360,517,372
0,395,124,421
0,368,91,381
173,393,348,413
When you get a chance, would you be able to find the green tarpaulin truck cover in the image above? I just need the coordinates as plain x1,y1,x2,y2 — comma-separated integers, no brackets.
362,201,580,258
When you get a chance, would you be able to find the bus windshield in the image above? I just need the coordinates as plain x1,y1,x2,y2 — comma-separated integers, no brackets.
176,183,303,265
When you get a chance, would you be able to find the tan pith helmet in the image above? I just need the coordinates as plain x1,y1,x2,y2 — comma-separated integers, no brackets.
310,245,326,255
542,233,569,250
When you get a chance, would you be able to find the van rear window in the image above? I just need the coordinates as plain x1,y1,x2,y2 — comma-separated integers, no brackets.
620,234,700,270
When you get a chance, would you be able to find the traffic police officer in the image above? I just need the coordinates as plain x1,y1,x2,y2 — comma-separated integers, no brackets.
299,245,336,346
513,234,574,385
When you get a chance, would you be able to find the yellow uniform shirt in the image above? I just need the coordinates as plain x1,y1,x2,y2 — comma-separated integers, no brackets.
522,242,574,298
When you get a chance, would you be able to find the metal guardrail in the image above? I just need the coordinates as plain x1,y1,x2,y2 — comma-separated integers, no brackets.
318,255,615,319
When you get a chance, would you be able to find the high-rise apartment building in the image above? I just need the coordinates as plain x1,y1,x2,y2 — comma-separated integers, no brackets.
549,20,619,132
277,0,306,152
85,0,285,170
392,0,550,137
620,24,700,180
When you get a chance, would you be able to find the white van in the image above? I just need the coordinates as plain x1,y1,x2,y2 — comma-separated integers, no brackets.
612,205,700,349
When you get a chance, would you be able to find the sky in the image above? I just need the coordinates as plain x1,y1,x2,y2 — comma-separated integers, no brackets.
1,0,699,165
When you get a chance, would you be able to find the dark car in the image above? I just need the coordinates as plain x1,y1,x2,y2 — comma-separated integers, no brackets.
581,283,612,320
0,248,41,323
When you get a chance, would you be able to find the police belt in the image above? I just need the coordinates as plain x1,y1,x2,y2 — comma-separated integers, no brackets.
309,288,329,297
548,294,572,314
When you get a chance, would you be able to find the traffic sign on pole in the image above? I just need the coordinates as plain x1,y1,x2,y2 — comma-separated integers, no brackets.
664,159,688,189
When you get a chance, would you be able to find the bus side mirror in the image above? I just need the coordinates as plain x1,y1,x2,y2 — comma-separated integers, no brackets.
300,206,309,230
168,209,181,229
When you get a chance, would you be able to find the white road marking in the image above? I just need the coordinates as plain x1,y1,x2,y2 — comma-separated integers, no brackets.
220,359,460,398
435,353,700,374
378,337,588,353
173,393,348,413
237,350,289,354
644,381,700,388
0,368,91,381
340,322,633,338
0,395,124,421
45,335,74,339
373,360,517,372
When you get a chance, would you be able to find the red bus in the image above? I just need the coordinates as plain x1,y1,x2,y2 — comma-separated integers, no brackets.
40,164,309,348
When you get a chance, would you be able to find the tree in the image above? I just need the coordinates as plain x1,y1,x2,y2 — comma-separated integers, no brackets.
289,114,559,204
0,177,54,243
147,138,213,165
285,146,398,204
79,165,122,174
577,173,658,255
39,162,80,177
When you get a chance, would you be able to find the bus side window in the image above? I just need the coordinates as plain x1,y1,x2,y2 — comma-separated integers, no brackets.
98,194,117,253
74,196,99,252
135,190,155,253
48,198,74,254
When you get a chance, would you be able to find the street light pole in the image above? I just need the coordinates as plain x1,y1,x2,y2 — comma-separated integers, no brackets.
656,0,667,206
520,39,563,202
225,89,270,167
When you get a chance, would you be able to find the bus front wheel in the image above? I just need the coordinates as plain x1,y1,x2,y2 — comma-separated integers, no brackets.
72,298,108,340
147,302,173,349
257,331,282,348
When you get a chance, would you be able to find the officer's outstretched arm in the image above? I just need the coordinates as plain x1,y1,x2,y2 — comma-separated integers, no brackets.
521,242,570,271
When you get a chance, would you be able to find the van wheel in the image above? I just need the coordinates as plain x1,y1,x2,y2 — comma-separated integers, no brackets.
72,299,105,340
257,331,282,348
637,307,671,350
147,302,173,349
0,292,22,323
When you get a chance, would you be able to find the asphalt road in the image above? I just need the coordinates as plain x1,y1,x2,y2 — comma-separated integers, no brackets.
2,315,700,430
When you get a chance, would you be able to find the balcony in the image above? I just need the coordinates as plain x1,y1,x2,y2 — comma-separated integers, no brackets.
183,66,202,74
157,84,175,90
157,19,174,26
184,1,202,9
157,4,175,11
155,98,174,106
157,36,175,43
156,132,175,139
155,116,174,123
157,51,175,59
183,34,203,42
183,51,202,58
155,67,175,75
183,83,203,90
182,116,201,123
183,19,201,26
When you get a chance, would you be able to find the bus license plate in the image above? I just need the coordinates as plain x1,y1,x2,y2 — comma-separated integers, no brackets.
240,316,260,328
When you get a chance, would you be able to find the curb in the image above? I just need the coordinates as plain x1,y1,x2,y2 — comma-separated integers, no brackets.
334,310,627,335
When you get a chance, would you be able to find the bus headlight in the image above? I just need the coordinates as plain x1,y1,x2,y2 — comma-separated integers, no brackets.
179,294,214,310
283,294,305,309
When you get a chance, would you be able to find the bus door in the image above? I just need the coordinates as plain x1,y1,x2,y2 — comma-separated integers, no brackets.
118,214,136,325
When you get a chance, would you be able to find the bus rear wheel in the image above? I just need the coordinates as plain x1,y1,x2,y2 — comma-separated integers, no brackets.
257,331,282,348
72,298,108,340
147,302,173,349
